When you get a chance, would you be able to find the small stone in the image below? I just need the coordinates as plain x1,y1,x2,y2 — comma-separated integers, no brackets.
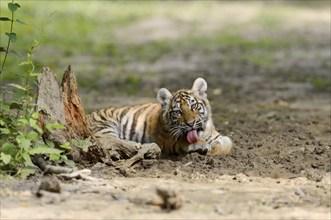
295,188,305,197
37,176,61,197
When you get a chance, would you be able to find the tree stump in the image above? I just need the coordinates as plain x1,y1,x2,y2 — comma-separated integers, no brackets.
36,65,160,171
36,66,104,164
61,66,90,139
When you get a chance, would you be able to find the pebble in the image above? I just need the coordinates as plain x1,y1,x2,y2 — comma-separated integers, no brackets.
295,188,305,197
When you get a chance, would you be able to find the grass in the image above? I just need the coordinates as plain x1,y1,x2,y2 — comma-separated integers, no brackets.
311,77,331,92
1,1,329,96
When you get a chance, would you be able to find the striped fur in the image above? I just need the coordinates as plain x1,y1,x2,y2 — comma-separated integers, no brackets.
87,78,232,155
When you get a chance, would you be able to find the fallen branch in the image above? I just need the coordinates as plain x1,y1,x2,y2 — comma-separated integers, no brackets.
33,155,74,174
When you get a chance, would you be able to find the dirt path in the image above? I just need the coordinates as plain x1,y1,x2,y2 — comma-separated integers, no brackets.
1,172,330,220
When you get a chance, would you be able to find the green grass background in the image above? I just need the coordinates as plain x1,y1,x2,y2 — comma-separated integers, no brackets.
0,1,330,94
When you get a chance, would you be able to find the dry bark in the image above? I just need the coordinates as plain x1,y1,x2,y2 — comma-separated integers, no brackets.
61,66,90,139
36,66,104,164
36,67,68,146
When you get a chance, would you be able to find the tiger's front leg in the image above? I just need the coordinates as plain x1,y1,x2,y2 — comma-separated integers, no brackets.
186,133,232,156
187,135,232,156
186,141,212,155
208,135,232,156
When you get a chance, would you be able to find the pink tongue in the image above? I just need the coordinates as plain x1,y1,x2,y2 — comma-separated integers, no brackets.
187,130,198,143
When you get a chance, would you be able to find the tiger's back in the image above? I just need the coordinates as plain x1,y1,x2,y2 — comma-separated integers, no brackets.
87,103,162,144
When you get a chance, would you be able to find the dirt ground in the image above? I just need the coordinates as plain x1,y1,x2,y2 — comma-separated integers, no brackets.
1,2,330,220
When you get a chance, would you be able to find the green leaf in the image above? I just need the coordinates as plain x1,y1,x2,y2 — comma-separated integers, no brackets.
8,83,26,91
49,153,60,161
0,104,10,112
19,166,38,179
64,158,75,168
31,123,43,134
0,47,6,52
9,102,22,110
29,118,37,126
27,131,39,141
8,3,19,12
16,136,31,150
45,139,55,148
59,142,71,150
17,118,28,125
0,128,10,134
1,142,15,154
29,146,62,155
72,139,93,149
15,19,28,25
20,138,31,151
5,32,17,42
31,112,39,119
22,153,36,167
46,123,65,131
1,152,12,164
0,17,11,21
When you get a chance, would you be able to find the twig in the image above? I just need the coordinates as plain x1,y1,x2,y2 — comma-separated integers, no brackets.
33,155,74,174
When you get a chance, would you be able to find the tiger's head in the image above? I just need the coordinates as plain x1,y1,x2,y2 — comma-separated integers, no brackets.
157,78,212,143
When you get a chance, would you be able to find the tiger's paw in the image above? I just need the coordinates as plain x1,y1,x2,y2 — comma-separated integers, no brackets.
140,143,161,159
208,136,232,156
187,141,211,155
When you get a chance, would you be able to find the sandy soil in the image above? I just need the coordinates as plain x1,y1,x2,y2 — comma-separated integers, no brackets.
1,2,330,220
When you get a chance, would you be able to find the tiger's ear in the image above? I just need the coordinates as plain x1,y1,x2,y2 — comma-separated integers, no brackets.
192,77,207,99
157,88,173,109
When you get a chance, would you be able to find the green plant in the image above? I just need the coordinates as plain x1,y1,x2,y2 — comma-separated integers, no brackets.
0,38,71,178
0,1,90,178
0,1,20,75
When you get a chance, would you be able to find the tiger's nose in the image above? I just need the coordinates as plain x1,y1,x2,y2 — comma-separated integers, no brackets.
186,120,195,127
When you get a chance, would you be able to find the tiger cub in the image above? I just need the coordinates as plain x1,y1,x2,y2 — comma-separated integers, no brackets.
87,78,232,156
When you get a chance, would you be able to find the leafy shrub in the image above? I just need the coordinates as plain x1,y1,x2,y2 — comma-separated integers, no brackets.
0,1,90,178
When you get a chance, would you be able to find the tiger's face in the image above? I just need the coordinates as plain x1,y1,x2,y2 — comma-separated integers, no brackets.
157,78,211,142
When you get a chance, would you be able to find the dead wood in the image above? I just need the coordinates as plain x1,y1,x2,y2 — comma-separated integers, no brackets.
37,67,68,146
33,155,74,174
35,65,159,173
61,65,90,139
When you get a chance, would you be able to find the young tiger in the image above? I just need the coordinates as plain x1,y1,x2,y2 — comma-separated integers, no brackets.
87,78,232,156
